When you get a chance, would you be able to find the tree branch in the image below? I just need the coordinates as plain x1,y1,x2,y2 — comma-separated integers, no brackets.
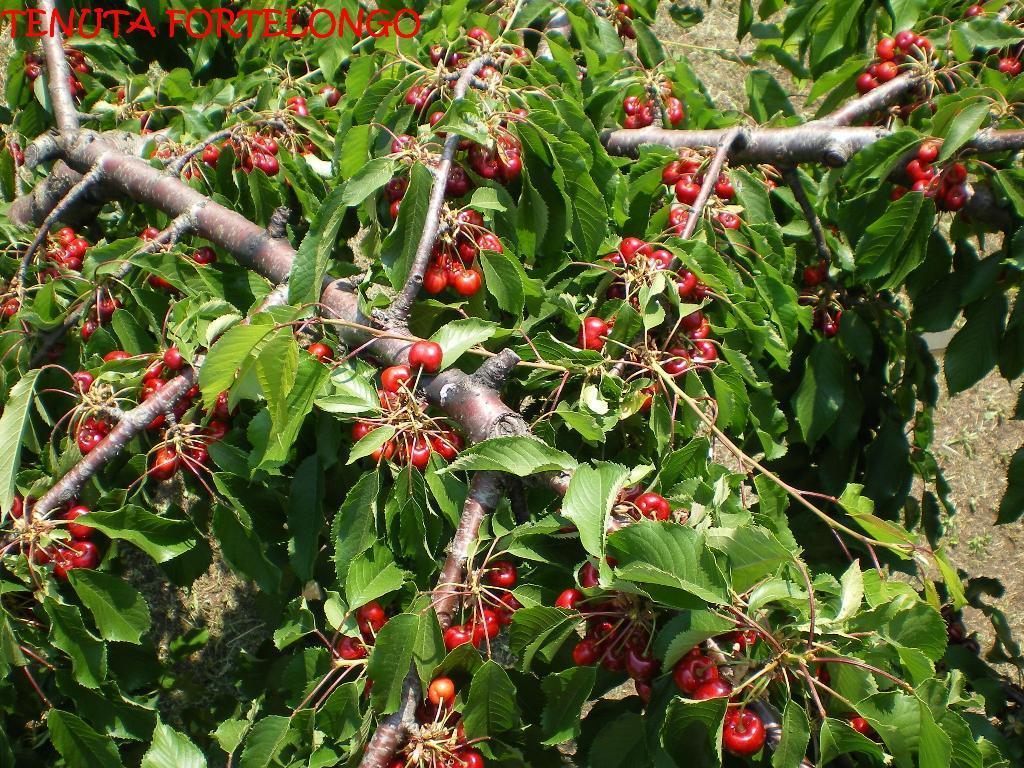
37,0,80,135
359,668,421,768
814,72,924,127
386,56,492,328
30,368,196,519
782,167,831,262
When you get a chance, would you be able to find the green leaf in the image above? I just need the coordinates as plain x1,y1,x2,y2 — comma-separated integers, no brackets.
80,506,198,563
212,505,281,593
944,294,1007,395
68,570,151,644
333,471,380,581
541,666,596,745
345,547,404,608
238,715,291,768
792,342,845,443
347,426,396,465
368,614,419,714
587,712,649,767
430,318,497,371
661,697,727,768
561,462,629,561
654,611,735,668
509,607,579,671
288,455,323,582
819,716,886,763
0,369,39,518
442,437,577,476
479,249,526,315
707,525,791,592
340,156,397,207
199,323,275,402
932,99,990,162
316,365,380,415
854,192,926,283
141,720,207,768
43,599,107,690
772,702,810,768
48,710,124,768
746,69,795,121
289,185,350,305
463,660,518,737
608,523,729,606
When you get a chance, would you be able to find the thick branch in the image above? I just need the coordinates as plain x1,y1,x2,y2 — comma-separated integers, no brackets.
814,72,924,127
37,0,80,134
31,368,196,518
433,472,506,629
387,57,492,327
359,669,420,768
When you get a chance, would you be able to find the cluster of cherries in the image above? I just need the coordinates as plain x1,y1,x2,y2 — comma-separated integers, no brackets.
442,560,522,651
890,142,969,212
335,600,390,664
558,562,661,699
351,343,464,469
423,210,497,297
798,261,842,338
464,132,524,186
385,676,486,768
615,486,676,523
610,2,637,39
671,641,767,757
662,157,741,231
9,496,101,579
856,30,933,94
45,226,91,274
148,385,235,482
223,131,282,176
621,89,686,129
24,48,89,99
79,291,122,342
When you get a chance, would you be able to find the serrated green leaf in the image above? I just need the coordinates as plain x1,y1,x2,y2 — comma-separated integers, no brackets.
68,570,151,644
0,369,39,518
442,436,577,476
48,710,124,768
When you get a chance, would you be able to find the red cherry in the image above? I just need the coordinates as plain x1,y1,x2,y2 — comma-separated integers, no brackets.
72,371,94,393
875,37,896,60
254,152,279,176
427,677,456,707
357,601,388,636
674,175,701,205
57,227,76,245
149,448,180,480
577,316,610,351
849,716,874,736
555,588,584,610
693,678,733,699
618,237,647,261
894,29,916,51
337,635,367,660
140,226,161,241
454,748,485,768
486,561,517,589
692,340,718,363
875,60,899,82
942,185,968,212
423,267,448,294
572,639,600,665
202,144,220,167
476,232,503,253
998,57,1022,75
663,347,691,376
714,174,735,200
320,85,340,107
717,211,741,229
665,96,685,126
856,72,879,94
193,246,216,265
467,26,493,46
451,269,482,296
161,346,184,371
471,608,501,644
65,237,89,260
76,427,103,454
635,492,671,520
945,162,967,184
673,654,719,694
661,161,684,186
917,142,939,164
407,437,432,470
443,624,474,650
431,430,463,460
408,341,443,373
380,365,412,393
63,505,94,539
625,647,659,681
579,561,599,588
307,342,333,363
723,708,766,756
